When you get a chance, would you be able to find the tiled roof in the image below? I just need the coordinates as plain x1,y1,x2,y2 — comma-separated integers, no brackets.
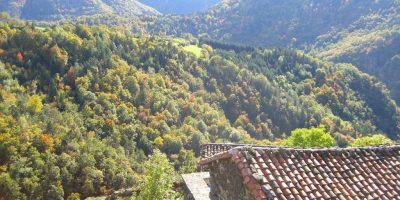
199,145,400,200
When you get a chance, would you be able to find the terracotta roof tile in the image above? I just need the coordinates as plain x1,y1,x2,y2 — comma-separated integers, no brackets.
200,145,400,200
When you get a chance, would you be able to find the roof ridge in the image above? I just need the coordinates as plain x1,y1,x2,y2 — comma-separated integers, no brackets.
199,144,400,166
249,144,400,151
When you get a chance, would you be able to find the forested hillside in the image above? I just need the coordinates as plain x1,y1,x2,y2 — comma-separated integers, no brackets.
311,6,400,103
146,0,396,46
144,0,400,104
2,0,399,104
0,16,399,198
0,0,159,20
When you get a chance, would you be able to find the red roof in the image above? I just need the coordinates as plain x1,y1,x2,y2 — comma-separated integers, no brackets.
199,145,400,200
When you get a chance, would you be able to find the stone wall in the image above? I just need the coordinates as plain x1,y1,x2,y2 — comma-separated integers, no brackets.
182,172,211,200
209,160,254,200
183,184,195,200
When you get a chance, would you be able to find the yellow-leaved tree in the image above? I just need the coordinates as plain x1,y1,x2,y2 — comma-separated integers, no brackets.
27,95,43,113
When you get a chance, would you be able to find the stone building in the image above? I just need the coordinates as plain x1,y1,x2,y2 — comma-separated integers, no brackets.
183,144,400,200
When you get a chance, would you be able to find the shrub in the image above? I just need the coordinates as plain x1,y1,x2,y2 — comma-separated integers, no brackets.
284,126,335,148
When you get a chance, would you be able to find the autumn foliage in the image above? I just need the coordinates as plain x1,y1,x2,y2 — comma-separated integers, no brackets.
0,21,398,199
16,51,23,61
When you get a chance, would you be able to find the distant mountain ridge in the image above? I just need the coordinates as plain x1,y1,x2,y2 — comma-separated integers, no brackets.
196,0,397,47
0,0,160,20
139,0,219,14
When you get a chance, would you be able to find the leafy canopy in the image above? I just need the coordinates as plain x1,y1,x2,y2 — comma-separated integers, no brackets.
351,134,394,147
284,127,335,148
136,150,177,200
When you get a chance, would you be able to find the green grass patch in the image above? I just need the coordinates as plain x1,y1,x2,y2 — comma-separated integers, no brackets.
171,38,188,45
183,45,202,58
35,27,46,31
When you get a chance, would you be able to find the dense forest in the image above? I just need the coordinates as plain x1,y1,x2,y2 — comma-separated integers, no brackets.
0,0,400,199
143,0,400,104
0,13,399,198
144,0,397,46
311,6,400,103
